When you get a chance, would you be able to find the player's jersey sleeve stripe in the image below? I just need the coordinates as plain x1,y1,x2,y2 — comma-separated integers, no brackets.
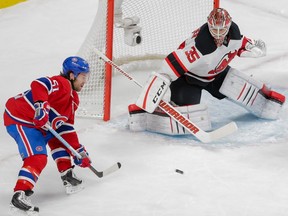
23,90,36,109
165,52,187,77
34,77,53,94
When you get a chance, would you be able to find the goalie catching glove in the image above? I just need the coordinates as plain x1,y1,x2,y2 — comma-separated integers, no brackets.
136,72,171,113
73,145,91,168
239,37,266,58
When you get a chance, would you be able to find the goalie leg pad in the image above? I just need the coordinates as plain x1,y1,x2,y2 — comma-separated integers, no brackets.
219,68,285,119
136,72,171,113
128,104,212,135
128,104,147,132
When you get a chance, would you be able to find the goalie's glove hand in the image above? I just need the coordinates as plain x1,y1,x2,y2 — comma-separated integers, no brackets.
73,145,91,168
33,101,50,128
245,39,266,57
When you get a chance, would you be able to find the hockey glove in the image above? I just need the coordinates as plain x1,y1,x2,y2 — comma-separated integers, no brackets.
73,145,91,168
240,38,266,58
33,101,50,128
136,72,171,113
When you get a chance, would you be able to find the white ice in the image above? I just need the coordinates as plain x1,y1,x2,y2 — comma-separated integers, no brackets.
0,0,288,215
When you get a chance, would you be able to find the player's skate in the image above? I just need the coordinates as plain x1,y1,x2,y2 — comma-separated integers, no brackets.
61,167,84,194
9,190,39,216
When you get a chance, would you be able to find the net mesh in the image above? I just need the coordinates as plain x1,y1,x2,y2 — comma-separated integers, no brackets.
77,0,214,118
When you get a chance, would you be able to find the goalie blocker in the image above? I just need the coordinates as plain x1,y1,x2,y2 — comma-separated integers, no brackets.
128,103,212,135
136,72,171,113
219,68,285,119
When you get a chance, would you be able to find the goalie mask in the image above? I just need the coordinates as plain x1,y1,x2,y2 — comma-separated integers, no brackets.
207,8,232,47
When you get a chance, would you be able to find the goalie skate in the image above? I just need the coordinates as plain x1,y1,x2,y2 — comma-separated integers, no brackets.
61,168,84,194
9,190,39,216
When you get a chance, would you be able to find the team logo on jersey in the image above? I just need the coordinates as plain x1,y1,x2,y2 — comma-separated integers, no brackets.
36,146,43,152
208,50,237,74
51,116,68,129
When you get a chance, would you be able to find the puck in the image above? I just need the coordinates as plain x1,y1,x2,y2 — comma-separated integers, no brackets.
175,169,184,174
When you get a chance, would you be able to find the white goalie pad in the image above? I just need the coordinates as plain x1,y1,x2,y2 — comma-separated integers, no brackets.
136,72,171,113
219,68,285,119
128,104,212,135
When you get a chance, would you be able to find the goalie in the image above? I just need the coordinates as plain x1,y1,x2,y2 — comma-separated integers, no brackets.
128,8,285,135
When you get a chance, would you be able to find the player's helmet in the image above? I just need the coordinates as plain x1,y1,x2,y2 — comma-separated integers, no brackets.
62,56,90,78
207,8,232,46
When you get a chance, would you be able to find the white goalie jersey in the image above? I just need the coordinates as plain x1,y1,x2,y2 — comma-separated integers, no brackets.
161,22,266,83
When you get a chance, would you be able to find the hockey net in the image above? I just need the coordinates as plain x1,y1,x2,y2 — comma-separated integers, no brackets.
77,0,218,120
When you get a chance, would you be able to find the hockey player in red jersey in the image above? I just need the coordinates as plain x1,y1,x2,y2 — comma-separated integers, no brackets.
129,8,285,135
4,56,91,215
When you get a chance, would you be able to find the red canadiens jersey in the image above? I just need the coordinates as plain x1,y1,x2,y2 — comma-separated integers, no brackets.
4,75,81,148
163,22,249,82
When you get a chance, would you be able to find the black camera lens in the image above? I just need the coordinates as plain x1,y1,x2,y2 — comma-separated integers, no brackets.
135,33,142,44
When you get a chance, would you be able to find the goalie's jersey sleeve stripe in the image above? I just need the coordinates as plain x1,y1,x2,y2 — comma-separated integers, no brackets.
165,52,187,77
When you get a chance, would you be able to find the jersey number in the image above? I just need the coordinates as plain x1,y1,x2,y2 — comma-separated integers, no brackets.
185,46,200,63
52,80,59,92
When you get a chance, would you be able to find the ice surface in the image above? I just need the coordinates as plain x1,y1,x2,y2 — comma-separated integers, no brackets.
0,0,288,215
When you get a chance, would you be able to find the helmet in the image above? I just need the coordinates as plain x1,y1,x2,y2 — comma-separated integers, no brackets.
207,8,232,46
62,56,90,77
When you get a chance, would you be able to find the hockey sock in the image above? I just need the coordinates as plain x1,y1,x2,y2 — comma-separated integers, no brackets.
14,154,47,192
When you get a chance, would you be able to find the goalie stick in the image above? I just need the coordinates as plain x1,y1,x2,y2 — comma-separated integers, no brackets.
46,124,121,178
94,48,238,143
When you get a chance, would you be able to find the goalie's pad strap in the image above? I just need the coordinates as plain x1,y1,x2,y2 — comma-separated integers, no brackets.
136,72,171,113
220,68,285,119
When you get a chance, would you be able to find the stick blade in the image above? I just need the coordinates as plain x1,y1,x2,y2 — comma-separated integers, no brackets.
89,162,121,178
206,121,238,143
103,162,121,177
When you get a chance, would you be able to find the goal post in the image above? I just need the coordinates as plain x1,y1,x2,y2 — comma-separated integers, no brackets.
77,0,219,121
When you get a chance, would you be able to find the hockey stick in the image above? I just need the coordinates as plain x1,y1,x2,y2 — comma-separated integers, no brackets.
46,124,121,178
94,48,238,143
